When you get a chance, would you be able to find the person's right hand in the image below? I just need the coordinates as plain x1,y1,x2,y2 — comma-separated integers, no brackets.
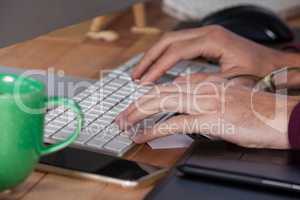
132,25,297,84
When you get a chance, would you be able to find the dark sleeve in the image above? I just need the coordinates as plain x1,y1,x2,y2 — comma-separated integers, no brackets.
288,102,300,149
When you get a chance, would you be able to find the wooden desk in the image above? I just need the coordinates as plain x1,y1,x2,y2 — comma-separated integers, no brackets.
1,1,300,199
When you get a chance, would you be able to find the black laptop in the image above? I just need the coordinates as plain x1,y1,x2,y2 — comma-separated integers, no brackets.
146,139,300,200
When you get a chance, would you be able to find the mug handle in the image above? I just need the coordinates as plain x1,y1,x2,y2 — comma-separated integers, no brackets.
39,97,83,156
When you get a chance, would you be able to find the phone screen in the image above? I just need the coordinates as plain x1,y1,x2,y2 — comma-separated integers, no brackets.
39,147,161,181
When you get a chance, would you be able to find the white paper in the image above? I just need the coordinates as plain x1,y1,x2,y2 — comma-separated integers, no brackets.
147,134,194,149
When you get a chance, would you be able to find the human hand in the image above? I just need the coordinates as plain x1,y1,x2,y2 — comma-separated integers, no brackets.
116,82,299,149
132,25,297,85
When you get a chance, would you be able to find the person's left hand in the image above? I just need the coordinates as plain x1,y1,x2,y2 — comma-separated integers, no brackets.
115,82,299,149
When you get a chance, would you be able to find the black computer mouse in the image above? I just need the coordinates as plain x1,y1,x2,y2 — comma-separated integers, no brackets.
175,5,294,45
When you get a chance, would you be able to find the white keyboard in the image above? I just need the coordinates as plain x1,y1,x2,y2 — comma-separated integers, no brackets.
44,54,219,156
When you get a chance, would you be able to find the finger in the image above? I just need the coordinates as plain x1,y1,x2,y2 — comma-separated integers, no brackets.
139,28,230,84
117,82,219,117
135,25,235,82
125,92,219,128
116,84,189,121
139,38,209,83
119,93,190,129
132,28,213,80
115,90,157,126
116,82,221,128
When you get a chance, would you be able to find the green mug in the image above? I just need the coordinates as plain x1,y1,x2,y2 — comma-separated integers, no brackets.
0,73,83,191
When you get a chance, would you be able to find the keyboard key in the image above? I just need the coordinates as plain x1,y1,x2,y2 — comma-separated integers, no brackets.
105,111,118,118
96,76,114,85
110,93,127,101
86,109,104,117
74,128,100,144
92,120,109,128
104,140,130,153
107,72,119,78
113,91,129,97
79,100,95,108
105,97,122,104
47,106,65,117
113,135,133,145
118,74,132,81
105,84,120,91
55,115,74,124
87,122,107,131
85,112,98,119
64,110,76,117
45,114,57,123
109,79,128,87
73,94,86,102
52,126,75,140
84,97,101,104
100,115,114,122
93,132,114,143
53,111,76,123
73,91,91,101
101,101,115,107
107,108,120,116
48,120,66,129
87,139,107,148
104,123,122,136
44,125,59,137
85,85,98,93
84,114,98,125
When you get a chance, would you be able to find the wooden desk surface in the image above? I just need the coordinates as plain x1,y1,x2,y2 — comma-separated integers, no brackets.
1,1,300,199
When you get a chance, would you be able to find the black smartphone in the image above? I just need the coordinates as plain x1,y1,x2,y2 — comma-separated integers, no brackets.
37,147,168,188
